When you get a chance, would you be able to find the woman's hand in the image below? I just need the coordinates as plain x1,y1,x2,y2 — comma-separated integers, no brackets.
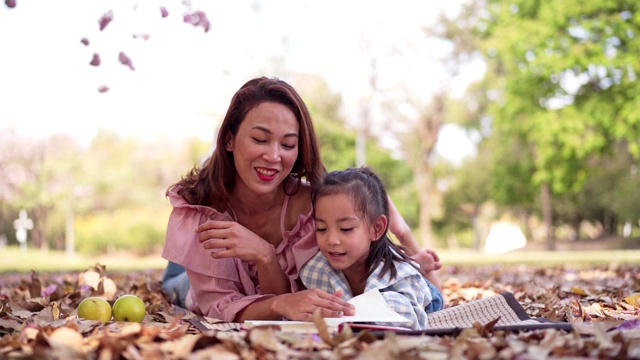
195,220,276,266
270,289,356,322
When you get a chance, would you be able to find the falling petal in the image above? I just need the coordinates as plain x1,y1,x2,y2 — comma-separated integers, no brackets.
98,85,109,93
98,10,113,31
160,6,169,18
5,0,16,9
183,10,210,33
133,33,150,41
118,52,135,71
80,38,90,46
90,53,101,66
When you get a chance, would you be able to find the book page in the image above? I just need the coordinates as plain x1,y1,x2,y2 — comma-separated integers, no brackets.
245,288,409,330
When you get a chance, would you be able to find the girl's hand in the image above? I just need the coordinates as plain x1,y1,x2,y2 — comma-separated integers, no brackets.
195,220,275,265
271,289,356,322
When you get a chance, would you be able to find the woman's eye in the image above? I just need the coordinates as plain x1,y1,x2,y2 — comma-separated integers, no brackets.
252,137,267,143
282,144,296,150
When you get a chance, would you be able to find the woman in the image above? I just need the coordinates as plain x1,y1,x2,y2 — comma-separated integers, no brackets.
162,76,441,322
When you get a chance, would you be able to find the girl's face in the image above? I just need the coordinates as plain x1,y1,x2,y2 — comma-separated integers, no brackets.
228,102,299,196
314,193,375,277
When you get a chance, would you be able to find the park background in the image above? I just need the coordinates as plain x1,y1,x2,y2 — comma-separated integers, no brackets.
1,0,639,272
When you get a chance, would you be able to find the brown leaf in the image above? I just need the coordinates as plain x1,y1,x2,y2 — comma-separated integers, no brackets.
28,271,41,299
312,308,335,346
47,326,84,353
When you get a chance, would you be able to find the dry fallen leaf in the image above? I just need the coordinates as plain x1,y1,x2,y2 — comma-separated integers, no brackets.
625,293,640,307
1,263,639,358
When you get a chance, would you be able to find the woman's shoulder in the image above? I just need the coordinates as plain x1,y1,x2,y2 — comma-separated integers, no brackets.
168,185,230,218
285,183,312,221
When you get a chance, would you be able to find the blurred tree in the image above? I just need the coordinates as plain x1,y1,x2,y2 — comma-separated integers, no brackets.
298,74,419,228
478,0,640,249
435,144,493,250
555,143,640,239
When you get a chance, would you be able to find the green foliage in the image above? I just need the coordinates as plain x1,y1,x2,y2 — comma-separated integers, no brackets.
481,0,640,195
75,207,171,255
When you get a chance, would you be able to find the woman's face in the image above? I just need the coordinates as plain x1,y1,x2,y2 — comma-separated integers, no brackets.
228,102,300,196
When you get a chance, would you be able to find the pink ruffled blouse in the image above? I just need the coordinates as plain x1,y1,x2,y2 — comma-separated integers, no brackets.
161,186,319,321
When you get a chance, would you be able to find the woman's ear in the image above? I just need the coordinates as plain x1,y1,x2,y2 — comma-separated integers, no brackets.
371,215,388,241
224,133,234,151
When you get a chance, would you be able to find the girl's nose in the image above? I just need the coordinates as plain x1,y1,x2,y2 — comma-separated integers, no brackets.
327,232,340,245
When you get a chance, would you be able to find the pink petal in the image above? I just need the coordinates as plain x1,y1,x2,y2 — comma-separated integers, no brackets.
80,38,90,46
5,0,16,9
118,52,135,71
99,10,113,31
90,53,101,66
133,33,150,41
183,10,210,33
160,6,169,18
98,85,109,93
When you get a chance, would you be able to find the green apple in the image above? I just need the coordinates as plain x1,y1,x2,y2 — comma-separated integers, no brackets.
77,297,112,322
112,294,146,322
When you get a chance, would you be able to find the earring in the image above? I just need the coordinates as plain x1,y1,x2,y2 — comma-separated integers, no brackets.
225,143,232,151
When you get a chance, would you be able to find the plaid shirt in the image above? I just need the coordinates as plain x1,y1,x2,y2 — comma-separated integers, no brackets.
300,252,434,330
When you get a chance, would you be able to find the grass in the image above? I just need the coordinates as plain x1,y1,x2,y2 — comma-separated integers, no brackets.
0,246,638,274
439,248,640,266
0,246,167,274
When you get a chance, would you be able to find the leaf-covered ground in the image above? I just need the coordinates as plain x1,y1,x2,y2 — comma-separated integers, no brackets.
1,263,639,359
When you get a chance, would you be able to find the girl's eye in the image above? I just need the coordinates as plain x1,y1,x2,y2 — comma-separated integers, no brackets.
315,228,327,233
340,227,354,233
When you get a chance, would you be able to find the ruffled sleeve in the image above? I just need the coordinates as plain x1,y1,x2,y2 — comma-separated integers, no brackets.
161,187,234,276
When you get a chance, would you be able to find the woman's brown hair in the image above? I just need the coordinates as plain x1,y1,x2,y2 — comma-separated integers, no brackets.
169,77,326,205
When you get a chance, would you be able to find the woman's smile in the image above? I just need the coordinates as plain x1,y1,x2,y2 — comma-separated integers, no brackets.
255,167,278,181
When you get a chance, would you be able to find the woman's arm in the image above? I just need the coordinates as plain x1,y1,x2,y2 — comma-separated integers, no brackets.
387,195,422,255
236,289,355,322
387,195,442,290
188,268,354,322
197,220,290,295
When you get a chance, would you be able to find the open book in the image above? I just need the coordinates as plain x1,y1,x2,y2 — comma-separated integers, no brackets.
244,288,410,333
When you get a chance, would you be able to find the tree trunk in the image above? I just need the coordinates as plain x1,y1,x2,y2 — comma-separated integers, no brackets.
412,93,444,249
540,182,555,250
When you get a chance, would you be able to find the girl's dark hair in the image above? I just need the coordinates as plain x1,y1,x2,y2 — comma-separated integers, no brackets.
169,77,326,205
312,167,417,281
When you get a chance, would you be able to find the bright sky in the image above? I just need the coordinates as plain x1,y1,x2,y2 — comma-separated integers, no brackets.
0,0,477,162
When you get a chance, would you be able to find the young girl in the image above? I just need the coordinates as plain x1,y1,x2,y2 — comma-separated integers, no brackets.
300,167,443,330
